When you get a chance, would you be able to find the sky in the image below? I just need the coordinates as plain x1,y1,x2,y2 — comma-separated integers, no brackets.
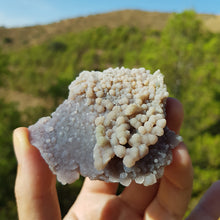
0,0,220,28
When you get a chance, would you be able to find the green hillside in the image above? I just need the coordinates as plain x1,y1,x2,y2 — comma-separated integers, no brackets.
0,10,220,52
0,10,219,219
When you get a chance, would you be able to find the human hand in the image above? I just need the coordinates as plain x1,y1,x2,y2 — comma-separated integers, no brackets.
13,98,193,220
186,180,220,220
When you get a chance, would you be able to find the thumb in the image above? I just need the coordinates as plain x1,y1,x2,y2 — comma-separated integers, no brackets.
13,127,61,220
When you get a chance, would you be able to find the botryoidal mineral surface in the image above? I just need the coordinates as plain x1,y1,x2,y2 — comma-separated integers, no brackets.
28,67,181,187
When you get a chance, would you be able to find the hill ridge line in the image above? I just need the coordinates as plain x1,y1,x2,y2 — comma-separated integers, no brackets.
0,10,220,51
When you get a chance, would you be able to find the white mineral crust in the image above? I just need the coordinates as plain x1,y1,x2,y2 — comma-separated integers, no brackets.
28,67,181,186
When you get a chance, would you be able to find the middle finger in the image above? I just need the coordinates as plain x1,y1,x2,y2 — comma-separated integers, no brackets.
119,181,159,215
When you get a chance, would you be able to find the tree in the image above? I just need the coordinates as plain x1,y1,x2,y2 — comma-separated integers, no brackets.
0,100,21,219
0,49,9,86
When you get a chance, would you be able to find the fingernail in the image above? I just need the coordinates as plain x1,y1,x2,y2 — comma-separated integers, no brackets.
13,128,30,164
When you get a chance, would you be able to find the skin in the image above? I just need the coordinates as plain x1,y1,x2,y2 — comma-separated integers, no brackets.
186,180,220,220
13,98,217,220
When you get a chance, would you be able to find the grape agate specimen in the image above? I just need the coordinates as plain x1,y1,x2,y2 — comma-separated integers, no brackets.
28,67,181,186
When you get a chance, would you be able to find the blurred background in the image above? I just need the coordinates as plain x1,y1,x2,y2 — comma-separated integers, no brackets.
0,1,220,219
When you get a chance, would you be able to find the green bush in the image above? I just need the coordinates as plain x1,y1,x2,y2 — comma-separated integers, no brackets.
0,100,21,219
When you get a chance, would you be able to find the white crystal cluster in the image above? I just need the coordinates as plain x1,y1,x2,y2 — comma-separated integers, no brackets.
28,67,180,186
68,67,168,171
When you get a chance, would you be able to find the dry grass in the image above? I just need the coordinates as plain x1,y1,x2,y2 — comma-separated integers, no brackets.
200,14,220,32
0,88,53,111
1,10,219,52
0,10,174,51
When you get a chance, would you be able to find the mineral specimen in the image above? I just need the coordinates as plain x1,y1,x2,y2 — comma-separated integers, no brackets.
28,67,181,187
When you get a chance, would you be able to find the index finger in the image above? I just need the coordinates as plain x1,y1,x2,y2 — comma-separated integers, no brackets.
119,97,185,215
144,97,193,219
144,143,193,219
166,97,184,134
